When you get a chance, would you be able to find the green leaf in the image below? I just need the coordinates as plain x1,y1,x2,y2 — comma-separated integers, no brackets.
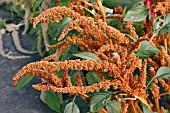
0,18,5,29
74,95,89,112
124,33,137,42
86,72,101,85
17,76,34,90
126,0,143,12
69,70,81,85
164,110,169,113
108,18,117,28
142,103,168,113
90,91,113,112
29,27,39,35
45,90,61,113
55,17,72,39
89,0,97,3
60,0,70,6
64,102,80,113
146,66,170,89
134,41,160,59
75,95,88,108
146,82,154,90
135,96,150,109
142,103,153,113
103,0,136,8
72,52,101,61
59,45,79,61
133,22,144,37
55,69,63,78
153,66,170,79
153,14,170,37
102,72,113,80
123,4,149,22
159,23,170,34
32,0,44,11
106,100,121,113
48,17,72,41
5,4,11,12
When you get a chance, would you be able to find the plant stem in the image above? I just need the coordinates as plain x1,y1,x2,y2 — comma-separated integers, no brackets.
165,103,170,113
149,33,156,42
72,95,76,102
81,0,93,7
163,34,168,52
130,100,137,113
134,101,143,113
40,0,51,51
100,108,108,113
58,93,63,104
146,79,153,90
159,92,170,97
84,8,95,16
155,98,160,113
168,32,170,47
79,93,89,98
97,0,107,22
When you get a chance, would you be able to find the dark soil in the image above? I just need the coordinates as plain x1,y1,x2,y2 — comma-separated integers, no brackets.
0,6,56,113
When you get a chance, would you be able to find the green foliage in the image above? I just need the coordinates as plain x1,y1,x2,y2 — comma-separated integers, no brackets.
124,4,149,22
29,24,41,35
146,66,170,89
72,52,101,61
86,72,101,85
125,0,143,12
108,19,117,27
60,0,70,6
142,103,169,113
74,96,89,111
45,90,61,113
54,17,72,40
103,0,135,8
102,72,114,80
152,66,170,79
124,33,137,42
106,100,121,113
59,45,79,61
64,102,80,113
55,69,63,78
135,41,160,59
153,14,170,38
90,91,113,112
17,76,34,90
133,22,144,37
32,0,44,12
5,3,12,12
69,70,82,85
47,17,72,44
142,104,153,113
15,4,24,16
0,19,5,29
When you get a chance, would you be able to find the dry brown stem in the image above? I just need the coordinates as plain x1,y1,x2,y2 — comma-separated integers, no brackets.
22,0,31,35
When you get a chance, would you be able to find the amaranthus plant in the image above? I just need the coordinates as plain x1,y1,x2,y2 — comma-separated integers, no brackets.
12,0,170,113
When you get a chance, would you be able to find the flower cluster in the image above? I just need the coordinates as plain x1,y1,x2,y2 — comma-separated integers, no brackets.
12,1,170,112
13,6,148,111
